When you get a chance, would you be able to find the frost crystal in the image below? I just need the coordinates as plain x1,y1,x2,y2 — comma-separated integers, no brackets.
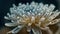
4,2,60,34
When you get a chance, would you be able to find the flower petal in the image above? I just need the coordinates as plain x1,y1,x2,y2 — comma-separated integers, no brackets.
26,26,31,32
5,23,19,27
40,27,53,34
32,28,42,34
48,11,60,21
49,18,60,25
7,26,24,34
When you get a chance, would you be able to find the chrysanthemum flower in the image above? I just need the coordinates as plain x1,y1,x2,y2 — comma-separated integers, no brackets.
4,2,60,34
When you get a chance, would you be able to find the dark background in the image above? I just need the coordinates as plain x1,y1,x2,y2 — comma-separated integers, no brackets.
0,0,60,28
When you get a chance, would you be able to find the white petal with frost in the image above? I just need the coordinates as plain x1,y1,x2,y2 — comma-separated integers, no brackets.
5,23,19,27
7,26,24,34
32,28,42,34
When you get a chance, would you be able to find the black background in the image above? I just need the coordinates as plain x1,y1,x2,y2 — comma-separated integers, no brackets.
0,0,59,28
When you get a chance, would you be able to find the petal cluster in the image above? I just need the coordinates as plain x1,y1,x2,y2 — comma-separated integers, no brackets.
4,1,60,34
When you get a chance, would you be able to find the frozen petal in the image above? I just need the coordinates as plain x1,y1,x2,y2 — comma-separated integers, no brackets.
40,27,53,34
49,18,60,25
32,28,42,34
5,23,19,27
4,16,9,19
7,26,24,34
48,11,60,21
48,4,55,11
26,26,31,32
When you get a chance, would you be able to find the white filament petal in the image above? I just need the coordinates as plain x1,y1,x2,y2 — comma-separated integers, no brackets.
32,28,42,34
48,12,60,21
7,26,24,34
5,23,18,27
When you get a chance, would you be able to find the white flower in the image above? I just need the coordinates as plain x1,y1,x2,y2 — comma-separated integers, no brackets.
4,1,60,34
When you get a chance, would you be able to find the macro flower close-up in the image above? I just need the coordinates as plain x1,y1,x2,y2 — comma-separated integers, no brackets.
4,1,60,34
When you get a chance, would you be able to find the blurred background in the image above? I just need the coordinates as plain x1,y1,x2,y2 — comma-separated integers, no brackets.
0,0,60,29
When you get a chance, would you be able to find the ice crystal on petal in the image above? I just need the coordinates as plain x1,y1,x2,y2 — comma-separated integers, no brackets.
4,1,60,34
